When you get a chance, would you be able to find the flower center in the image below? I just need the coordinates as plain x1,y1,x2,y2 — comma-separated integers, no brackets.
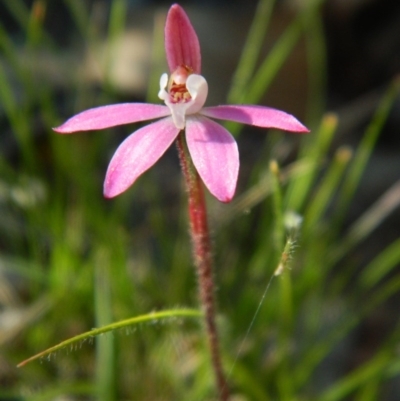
158,68,208,130
167,65,194,103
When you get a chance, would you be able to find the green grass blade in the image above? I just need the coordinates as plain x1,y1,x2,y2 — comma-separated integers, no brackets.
270,160,284,250
333,78,400,227
303,146,352,233
17,309,202,367
331,179,400,266
214,159,310,228
227,0,277,104
226,0,326,135
295,275,400,388
354,381,380,401
1,0,30,34
94,251,115,401
319,352,393,401
0,61,34,167
103,0,128,90
146,9,167,103
244,0,325,107
244,17,301,106
276,270,294,401
285,113,338,211
0,23,27,82
359,237,400,289
303,6,327,125
26,0,46,47
319,321,400,401
229,359,272,401
63,0,92,40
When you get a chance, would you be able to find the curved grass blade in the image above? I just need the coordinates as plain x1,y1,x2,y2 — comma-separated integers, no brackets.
17,308,202,368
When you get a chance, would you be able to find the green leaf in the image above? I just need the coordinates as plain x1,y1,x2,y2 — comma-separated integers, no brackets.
18,308,202,368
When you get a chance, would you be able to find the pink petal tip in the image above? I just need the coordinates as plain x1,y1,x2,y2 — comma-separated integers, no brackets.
165,4,201,74
53,103,170,134
186,116,239,203
103,117,179,198
201,105,310,133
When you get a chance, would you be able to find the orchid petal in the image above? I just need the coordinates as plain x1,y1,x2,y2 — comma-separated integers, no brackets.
186,74,208,114
186,116,239,203
201,105,309,133
165,4,201,74
158,73,169,100
54,103,170,133
104,117,179,198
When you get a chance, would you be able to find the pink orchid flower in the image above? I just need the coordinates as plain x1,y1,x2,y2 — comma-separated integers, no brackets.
54,4,308,202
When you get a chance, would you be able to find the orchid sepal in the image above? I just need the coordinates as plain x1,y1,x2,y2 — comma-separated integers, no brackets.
53,103,170,133
164,4,201,74
201,105,310,133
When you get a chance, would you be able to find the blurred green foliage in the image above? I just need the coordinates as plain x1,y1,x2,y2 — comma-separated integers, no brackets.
1,0,400,400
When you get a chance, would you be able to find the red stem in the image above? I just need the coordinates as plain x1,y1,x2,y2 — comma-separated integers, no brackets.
176,133,229,401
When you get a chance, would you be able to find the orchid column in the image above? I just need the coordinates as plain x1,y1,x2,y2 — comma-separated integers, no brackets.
54,4,308,400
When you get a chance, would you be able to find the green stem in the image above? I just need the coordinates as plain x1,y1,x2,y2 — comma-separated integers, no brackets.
176,133,229,401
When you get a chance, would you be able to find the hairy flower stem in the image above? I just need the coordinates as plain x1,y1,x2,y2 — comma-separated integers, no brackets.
176,132,230,401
